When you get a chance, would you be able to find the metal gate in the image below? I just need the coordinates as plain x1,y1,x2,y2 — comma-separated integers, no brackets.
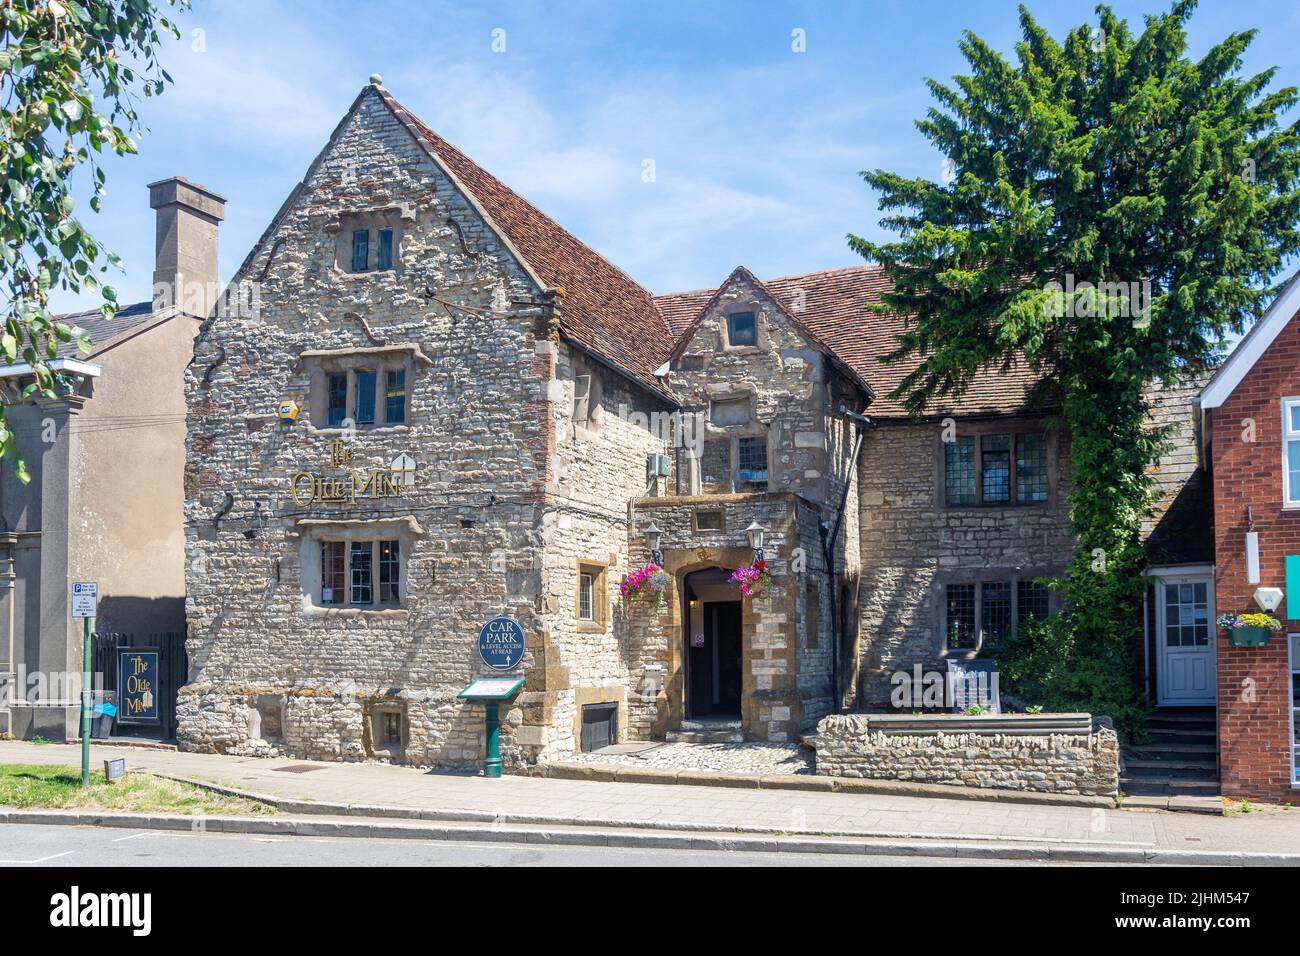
91,631,187,740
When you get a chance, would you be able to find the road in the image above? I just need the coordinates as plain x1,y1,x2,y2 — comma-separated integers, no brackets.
0,823,1108,866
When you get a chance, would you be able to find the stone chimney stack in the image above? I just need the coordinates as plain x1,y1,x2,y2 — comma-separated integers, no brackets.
148,176,226,317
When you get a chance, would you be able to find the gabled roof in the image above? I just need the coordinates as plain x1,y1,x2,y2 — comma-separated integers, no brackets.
236,82,1051,418
1199,269,1300,409
372,86,676,399
231,82,677,403
661,265,874,399
656,265,1046,419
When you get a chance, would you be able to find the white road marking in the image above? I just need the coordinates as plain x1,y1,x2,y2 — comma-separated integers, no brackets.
112,832,148,842
0,850,74,864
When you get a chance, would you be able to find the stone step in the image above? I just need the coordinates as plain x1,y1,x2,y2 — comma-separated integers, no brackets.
1126,741,1217,755
1148,712,1216,729
96,738,178,751
1121,773,1219,791
1147,729,1217,746
1148,708,1215,717
680,719,742,732
1123,757,1218,773
1122,782,1222,798
664,731,746,744
1147,722,1216,735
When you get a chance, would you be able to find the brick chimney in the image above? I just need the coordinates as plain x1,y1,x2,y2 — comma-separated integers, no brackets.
148,176,226,317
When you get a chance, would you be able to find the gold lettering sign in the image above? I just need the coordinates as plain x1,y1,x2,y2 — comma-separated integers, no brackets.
291,441,411,507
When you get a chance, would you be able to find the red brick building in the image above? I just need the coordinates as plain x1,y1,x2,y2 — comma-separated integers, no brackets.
1199,273,1300,802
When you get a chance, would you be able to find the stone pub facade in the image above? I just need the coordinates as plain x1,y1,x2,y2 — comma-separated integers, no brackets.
179,79,1090,767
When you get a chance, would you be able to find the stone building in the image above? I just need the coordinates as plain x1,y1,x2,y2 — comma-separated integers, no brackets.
0,176,224,741
176,78,1139,766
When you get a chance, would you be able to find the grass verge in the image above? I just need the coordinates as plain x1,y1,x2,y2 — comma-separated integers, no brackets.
0,763,277,815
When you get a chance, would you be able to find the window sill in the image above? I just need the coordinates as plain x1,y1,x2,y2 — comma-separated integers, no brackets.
944,502,1051,511
576,620,607,634
333,267,399,279
306,604,408,621
309,423,412,436
721,345,761,355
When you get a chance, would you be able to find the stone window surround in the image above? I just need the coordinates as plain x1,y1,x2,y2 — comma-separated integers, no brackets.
331,204,413,276
698,386,770,493
935,418,1056,509
575,558,609,633
699,432,771,493
717,299,767,354
930,568,1060,659
692,508,726,533
292,515,423,619
301,344,430,436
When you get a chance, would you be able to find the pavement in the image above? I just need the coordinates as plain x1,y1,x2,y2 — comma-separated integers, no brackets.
0,822,1057,867
1,740,1297,863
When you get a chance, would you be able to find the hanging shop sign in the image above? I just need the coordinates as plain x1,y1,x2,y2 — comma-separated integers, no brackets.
478,616,526,671
290,440,417,507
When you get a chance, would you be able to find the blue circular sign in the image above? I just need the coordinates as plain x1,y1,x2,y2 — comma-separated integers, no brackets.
478,616,526,671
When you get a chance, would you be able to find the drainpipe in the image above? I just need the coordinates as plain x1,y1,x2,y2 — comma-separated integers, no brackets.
823,411,873,714
1141,579,1151,704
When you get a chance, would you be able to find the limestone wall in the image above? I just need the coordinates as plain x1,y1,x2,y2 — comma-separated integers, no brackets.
856,419,1074,705
815,713,1120,796
180,88,552,766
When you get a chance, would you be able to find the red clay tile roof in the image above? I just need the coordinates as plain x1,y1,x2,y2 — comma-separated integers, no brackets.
376,88,675,398
367,86,1043,416
656,265,1048,419
662,266,874,399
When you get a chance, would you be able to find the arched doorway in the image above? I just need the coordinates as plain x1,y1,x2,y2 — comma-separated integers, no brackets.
682,567,743,719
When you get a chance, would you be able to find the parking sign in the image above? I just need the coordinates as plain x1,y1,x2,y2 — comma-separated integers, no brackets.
71,582,98,618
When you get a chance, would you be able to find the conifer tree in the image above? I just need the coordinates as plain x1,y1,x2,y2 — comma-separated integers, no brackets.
851,1,1300,729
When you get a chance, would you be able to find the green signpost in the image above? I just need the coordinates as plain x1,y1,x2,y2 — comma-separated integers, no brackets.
71,582,97,788
457,676,526,778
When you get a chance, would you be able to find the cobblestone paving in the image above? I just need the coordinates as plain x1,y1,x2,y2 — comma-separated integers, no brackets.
562,742,814,775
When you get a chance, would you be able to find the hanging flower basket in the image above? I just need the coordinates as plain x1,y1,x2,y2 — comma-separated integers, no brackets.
1217,612,1282,647
621,563,671,611
729,560,771,599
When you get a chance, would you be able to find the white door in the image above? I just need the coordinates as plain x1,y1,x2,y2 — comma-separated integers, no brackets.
1156,576,1216,705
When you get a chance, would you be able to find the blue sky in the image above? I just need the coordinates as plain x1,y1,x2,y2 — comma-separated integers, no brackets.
48,0,1300,313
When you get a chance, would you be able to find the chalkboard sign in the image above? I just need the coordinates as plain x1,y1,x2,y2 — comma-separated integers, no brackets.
118,650,160,724
947,658,1000,713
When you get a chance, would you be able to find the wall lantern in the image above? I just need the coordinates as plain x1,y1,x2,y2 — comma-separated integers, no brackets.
645,521,663,566
745,520,765,562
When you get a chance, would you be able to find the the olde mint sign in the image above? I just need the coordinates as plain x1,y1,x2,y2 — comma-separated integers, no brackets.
118,650,160,724
478,617,526,670
291,440,416,506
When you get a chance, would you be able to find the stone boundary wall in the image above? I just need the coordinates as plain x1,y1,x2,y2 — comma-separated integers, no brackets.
814,713,1120,796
